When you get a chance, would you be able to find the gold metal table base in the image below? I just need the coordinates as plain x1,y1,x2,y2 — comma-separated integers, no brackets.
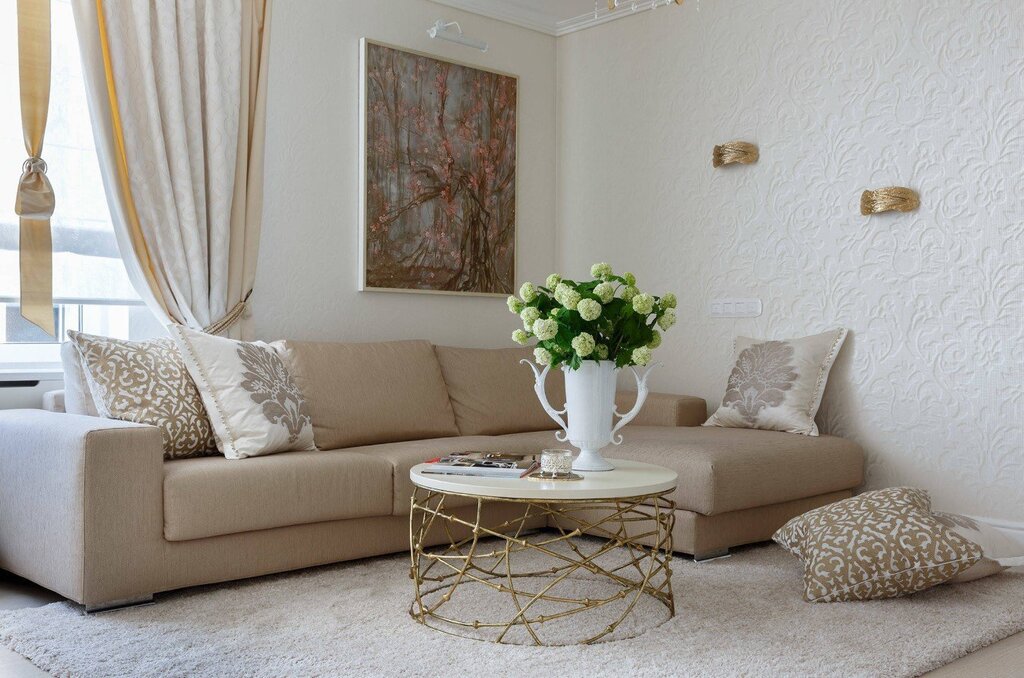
409,488,675,645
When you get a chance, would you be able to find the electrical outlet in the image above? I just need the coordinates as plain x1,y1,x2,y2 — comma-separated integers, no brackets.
708,298,762,318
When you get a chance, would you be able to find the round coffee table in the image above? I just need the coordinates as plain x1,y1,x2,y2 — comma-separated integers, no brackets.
408,459,677,645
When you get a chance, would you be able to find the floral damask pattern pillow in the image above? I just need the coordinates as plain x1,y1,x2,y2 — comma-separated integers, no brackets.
774,488,983,602
67,331,218,459
169,325,315,459
704,328,848,435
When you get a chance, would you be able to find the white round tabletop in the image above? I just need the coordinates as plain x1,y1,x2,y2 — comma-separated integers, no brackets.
409,458,678,501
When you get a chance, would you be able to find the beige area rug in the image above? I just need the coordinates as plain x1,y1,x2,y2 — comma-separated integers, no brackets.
1,541,1023,678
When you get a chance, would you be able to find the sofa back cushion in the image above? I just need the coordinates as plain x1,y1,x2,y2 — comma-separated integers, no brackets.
278,339,459,449
434,345,566,436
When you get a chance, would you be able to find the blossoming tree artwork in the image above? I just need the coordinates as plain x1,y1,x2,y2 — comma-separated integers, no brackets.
361,41,517,295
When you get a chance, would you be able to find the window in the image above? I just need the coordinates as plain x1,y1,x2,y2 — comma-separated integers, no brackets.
0,0,161,371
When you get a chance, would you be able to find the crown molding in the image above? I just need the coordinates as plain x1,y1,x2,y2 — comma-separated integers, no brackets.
429,0,666,37
428,0,559,35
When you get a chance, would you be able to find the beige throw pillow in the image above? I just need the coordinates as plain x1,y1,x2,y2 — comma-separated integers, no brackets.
170,326,315,459
67,330,218,459
774,488,983,602
704,328,848,435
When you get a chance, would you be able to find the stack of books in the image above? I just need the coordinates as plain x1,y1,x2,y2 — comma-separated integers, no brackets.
421,452,539,478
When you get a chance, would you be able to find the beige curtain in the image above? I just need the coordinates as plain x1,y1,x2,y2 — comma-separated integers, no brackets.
15,0,56,336
71,0,271,336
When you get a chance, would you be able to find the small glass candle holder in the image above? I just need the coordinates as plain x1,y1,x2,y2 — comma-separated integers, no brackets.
539,449,574,478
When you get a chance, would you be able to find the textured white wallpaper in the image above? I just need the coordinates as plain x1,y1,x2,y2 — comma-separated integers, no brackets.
556,0,1023,521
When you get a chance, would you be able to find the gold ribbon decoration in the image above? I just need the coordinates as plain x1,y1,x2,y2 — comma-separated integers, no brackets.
16,0,55,336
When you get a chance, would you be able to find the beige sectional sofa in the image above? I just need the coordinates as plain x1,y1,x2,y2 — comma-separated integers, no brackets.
0,340,863,610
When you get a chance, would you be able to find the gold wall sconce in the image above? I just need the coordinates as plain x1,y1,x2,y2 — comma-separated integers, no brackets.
860,187,919,216
713,141,759,168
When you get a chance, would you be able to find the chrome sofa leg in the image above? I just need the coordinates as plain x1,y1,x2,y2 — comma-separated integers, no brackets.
693,548,730,562
84,594,155,614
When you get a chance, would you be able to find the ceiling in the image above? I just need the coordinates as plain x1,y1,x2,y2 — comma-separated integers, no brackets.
430,0,679,36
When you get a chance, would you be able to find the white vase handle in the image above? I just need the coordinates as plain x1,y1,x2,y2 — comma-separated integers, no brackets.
520,359,569,442
611,363,657,444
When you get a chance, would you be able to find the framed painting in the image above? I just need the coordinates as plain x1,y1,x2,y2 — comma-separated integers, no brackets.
359,39,517,296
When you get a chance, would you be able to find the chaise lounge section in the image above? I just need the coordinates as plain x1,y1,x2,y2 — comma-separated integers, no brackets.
0,341,863,609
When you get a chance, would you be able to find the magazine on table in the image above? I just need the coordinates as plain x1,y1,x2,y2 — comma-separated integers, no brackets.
421,452,539,478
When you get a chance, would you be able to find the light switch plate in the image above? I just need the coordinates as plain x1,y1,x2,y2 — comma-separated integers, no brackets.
708,298,762,318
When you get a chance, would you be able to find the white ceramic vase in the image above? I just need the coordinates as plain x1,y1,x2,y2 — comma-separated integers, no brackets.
522,359,654,471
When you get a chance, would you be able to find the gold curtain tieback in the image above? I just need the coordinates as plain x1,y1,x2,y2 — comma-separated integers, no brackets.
202,290,253,335
15,155,55,220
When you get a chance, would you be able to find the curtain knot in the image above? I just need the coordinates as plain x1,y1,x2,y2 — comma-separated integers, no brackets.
22,156,47,174
16,155,54,220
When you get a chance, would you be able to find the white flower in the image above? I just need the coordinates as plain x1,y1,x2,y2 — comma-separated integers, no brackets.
632,346,652,366
632,293,655,315
507,295,524,314
532,318,558,341
545,273,562,289
534,347,553,366
571,332,596,357
595,344,609,360
657,308,677,330
577,298,602,321
512,329,530,345
520,307,540,330
594,282,615,303
590,262,613,279
622,285,639,301
648,331,662,348
519,282,538,303
555,283,580,310
661,292,677,309
623,272,637,286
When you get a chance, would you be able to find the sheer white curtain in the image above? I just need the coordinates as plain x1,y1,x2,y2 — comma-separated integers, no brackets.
71,0,271,336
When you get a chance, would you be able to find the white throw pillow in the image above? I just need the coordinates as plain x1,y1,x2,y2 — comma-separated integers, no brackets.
933,512,1024,583
60,339,99,416
704,328,848,436
169,326,316,459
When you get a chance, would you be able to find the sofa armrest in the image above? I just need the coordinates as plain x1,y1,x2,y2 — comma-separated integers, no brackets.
614,391,708,427
0,409,164,607
42,389,65,413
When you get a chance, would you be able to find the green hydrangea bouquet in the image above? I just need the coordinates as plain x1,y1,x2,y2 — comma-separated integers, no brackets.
508,263,677,370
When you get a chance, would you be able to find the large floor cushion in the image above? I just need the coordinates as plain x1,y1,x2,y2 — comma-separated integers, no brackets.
163,450,394,541
278,340,459,449
495,426,864,515
434,345,566,436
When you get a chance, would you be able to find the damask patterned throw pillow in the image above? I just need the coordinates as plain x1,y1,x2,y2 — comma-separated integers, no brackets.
67,331,218,459
703,328,848,435
169,326,315,459
773,488,984,602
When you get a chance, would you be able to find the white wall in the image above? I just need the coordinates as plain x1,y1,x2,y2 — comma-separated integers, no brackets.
250,0,556,347
556,0,1023,521
0,379,62,409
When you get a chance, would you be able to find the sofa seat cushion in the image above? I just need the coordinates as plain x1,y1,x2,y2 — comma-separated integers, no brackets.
347,436,553,515
278,340,459,449
493,426,864,516
163,450,394,541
